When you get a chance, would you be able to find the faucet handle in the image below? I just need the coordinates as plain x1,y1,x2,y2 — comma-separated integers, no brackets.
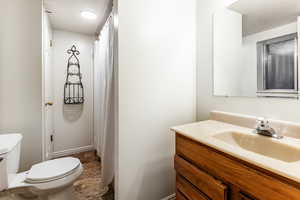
256,117,265,124
256,117,270,129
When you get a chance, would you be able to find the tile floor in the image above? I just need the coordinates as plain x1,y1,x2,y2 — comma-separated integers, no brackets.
66,151,114,200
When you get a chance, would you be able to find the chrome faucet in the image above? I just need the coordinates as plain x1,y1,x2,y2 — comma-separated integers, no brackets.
254,118,283,139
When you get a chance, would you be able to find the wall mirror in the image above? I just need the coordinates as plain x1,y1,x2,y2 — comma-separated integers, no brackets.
213,0,300,98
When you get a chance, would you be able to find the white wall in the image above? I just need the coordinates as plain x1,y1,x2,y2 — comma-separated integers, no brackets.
197,0,300,123
52,30,94,155
117,0,196,199
0,0,43,170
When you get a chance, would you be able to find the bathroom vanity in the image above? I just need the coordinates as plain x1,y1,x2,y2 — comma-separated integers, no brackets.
172,112,300,200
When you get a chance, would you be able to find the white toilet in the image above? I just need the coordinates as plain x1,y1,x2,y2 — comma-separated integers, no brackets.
0,134,83,200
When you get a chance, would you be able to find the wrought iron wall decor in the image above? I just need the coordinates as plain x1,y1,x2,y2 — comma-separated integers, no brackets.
64,45,84,104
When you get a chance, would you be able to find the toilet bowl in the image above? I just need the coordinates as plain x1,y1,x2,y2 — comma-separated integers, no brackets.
0,134,83,200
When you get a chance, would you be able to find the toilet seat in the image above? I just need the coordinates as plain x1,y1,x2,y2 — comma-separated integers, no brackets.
25,157,81,184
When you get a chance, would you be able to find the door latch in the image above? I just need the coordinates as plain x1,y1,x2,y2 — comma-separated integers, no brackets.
45,102,54,106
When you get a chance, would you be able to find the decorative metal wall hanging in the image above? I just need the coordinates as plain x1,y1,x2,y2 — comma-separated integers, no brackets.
64,45,84,104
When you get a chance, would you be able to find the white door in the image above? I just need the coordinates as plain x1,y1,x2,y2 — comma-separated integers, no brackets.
44,48,54,160
43,10,54,160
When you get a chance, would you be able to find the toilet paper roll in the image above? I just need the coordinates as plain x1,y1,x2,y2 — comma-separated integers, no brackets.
0,157,8,192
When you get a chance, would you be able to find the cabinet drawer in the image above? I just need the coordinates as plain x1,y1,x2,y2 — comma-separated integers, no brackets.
177,175,209,200
239,193,255,200
176,133,300,200
175,155,227,200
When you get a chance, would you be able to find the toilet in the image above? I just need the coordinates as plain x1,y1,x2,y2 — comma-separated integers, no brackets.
0,134,83,200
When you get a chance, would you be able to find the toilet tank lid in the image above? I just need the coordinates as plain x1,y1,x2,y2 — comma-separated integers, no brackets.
0,134,22,155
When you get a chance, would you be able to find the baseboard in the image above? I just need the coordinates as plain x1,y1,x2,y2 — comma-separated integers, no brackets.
161,194,176,200
51,145,95,158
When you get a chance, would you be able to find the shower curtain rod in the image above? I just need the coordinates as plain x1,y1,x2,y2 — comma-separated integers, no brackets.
95,0,114,38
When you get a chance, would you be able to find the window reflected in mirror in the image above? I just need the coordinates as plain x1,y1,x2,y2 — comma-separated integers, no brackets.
257,33,298,97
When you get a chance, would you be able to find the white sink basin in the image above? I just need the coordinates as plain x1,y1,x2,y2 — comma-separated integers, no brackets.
213,131,300,163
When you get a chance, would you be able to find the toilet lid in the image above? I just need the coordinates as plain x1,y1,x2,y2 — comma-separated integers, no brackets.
26,157,81,183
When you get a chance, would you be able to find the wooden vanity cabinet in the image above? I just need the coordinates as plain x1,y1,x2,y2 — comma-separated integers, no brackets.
174,133,300,200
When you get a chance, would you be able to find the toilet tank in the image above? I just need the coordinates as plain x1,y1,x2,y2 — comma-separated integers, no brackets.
0,134,22,191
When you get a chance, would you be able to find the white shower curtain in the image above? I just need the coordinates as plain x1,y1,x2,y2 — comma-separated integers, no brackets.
94,15,115,188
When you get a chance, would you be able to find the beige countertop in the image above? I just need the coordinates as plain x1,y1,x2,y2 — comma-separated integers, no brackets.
171,119,300,184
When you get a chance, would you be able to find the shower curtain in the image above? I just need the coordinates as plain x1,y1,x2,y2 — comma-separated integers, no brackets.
94,15,115,188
